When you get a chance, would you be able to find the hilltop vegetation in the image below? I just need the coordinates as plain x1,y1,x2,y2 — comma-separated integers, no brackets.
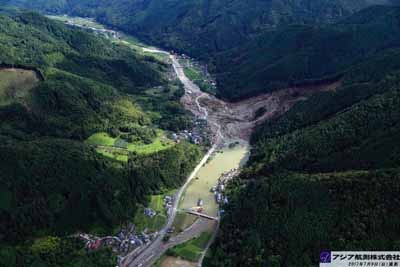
0,9,201,267
205,15,400,266
1,0,396,54
2,2,400,267
2,0,400,99
215,6,400,99
206,76,400,266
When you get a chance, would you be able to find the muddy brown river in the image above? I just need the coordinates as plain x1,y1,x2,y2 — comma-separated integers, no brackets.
179,141,250,216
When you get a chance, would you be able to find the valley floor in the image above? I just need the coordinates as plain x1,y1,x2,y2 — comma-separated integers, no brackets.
52,15,344,267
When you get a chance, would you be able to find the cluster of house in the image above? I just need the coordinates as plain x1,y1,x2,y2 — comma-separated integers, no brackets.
143,194,173,218
79,223,156,256
170,119,208,145
210,168,239,204
171,129,203,145
210,182,229,204
163,195,174,214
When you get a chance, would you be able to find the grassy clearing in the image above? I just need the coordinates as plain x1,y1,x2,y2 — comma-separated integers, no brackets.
0,68,39,106
133,205,167,233
47,15,106,29
86,130,175,162
149,189,175,213
179,59,216,95
150,195,164,213
144,51,170,63
183,67,202,81
127,133,174,154
172,212,198,234
86,132,116,146
167,232,212,262
96,148,129,162
133,189,176,232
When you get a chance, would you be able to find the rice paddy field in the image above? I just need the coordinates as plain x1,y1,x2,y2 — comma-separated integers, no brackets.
167,232,212,262
86,130,175,162
47,15,106,29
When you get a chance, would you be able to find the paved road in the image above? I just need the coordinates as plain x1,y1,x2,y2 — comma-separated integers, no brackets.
57,20,225,267
170,55,224,140
122,144,217,267
183,210,219,221
139,219,213,267
122,50,222,267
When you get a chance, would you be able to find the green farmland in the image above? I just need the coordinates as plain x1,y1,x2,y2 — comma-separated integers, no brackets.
179,58,216,95
86,130,175,162
167,232,212,262
133,206,167,233
47,15,106,29
133,190,176,232
172,212,198,234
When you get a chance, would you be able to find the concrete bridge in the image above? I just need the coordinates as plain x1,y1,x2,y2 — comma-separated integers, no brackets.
182,209,219,221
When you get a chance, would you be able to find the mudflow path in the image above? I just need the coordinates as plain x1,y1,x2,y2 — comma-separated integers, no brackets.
175,56,341,141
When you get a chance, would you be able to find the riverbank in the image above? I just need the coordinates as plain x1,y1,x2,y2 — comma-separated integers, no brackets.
46,14,335,267
157,141,249,267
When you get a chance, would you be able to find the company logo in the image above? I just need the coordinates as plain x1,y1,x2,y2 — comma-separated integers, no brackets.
320,251,331,263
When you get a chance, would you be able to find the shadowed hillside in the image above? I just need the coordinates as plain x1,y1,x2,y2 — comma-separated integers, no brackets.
0,9,201,267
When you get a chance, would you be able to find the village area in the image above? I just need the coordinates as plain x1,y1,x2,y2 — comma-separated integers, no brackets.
52,15,123,40
77,194,174,262
170,118,209,145
77,165,240,264
52,15,251,267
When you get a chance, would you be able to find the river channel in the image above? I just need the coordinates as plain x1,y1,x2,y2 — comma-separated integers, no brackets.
179,141,249,217
51,15,252,267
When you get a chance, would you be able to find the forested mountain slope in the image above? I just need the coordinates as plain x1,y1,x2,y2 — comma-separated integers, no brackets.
2,2,400,267
215,5,400,99
0,9,201,266
205,21,400,266
2,0,399,100
1,0,396,55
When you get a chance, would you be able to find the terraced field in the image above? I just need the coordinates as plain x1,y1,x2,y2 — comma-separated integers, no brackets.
86,130,175,162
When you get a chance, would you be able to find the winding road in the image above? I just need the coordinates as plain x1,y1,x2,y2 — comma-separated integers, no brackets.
122,49,223,267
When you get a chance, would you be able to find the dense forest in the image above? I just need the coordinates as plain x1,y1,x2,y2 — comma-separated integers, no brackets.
214,6,400,99
2,1,400,267
204,11,400,266
2,0,400,100
1,0,397,55
0,9,201,267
